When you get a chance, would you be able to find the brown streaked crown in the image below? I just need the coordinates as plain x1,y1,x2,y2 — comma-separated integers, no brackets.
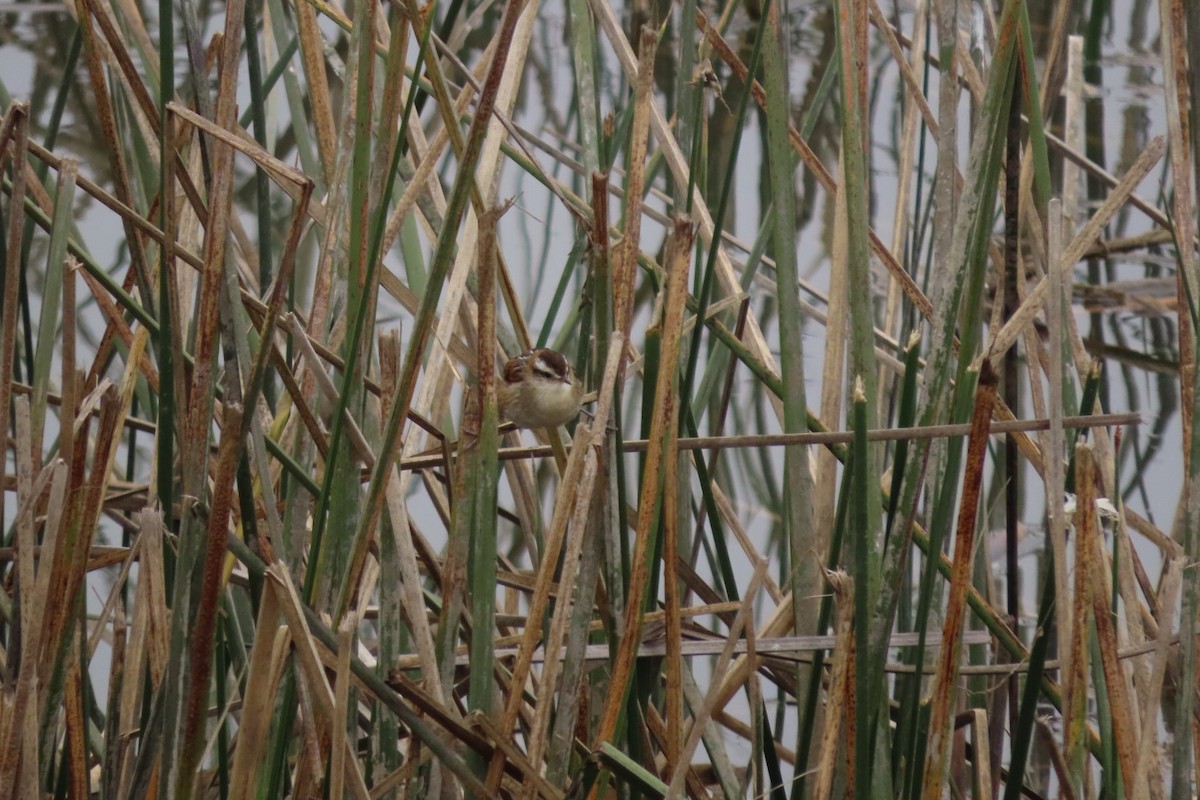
533,349,569,381
502,348,572,384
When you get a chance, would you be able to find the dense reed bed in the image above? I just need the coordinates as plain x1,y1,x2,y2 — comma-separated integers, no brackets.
0,0,1197,797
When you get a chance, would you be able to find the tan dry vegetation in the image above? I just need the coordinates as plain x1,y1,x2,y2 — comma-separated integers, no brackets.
0,0,1197,798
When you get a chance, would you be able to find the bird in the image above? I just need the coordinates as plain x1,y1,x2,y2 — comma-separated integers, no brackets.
497,348,584,430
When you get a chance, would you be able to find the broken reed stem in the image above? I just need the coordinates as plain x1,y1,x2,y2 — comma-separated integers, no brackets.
390,411,1140,470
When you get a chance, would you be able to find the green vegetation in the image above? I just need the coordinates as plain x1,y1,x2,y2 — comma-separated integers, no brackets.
0,0,1196,797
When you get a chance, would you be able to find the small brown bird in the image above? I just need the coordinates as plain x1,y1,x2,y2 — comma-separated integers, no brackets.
497,348,584,429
